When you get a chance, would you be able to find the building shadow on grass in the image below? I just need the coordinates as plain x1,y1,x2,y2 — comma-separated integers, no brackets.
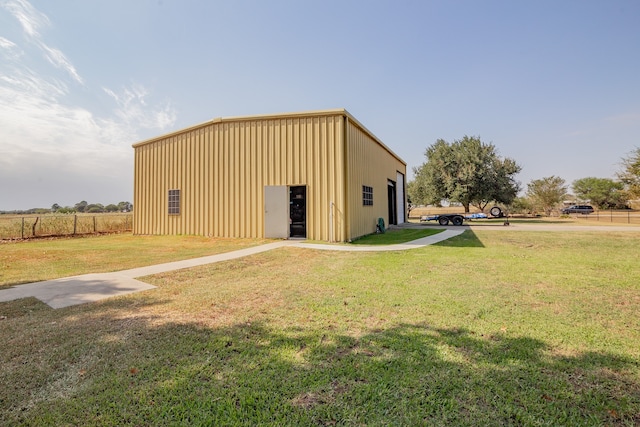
433,228,485,248
2,306,638,426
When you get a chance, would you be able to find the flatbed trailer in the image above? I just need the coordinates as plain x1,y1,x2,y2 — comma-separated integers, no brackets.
419,212,489,225
420,213,466,226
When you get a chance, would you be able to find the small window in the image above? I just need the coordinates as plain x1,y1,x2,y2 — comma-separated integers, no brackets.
168,189,180,215
363,185,373,206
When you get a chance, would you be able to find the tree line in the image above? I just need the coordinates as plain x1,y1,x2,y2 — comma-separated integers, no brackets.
408,136,640,215
52,201,133,214
1,201,133,215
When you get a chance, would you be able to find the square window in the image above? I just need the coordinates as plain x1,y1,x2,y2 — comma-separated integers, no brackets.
363,185,373,206
168,189,180,215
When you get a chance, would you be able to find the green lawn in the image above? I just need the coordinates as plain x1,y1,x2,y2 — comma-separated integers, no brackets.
0,234,266,288
1,229,639,425
351,227,443,245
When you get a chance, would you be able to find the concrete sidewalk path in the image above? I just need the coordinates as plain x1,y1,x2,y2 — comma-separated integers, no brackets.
0,274,157,309
0,230,463,309
291,228,464,251
0,241,293,309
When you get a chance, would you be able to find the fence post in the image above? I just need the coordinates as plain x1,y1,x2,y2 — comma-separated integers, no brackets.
73,215,77,235
93,216,97,233
32,217,39,237
610,209,613,223
21,217,24,239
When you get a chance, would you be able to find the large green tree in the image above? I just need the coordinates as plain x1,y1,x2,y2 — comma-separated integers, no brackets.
617,147,640,199
526,176,567,216
410,136,521,212
572,177,625,209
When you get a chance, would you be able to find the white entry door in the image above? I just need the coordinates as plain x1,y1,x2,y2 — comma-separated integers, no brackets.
264,186,289,238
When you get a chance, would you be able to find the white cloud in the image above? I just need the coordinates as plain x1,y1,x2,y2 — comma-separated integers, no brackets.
1,0,49,38
0,36,16,49
1,66,67,100
2,0,83,84
0,1,178,209
0,68,92,152
0,73,176,208
0,71,176,159
104,84,177,133
0,36,22,61
38,42,83,85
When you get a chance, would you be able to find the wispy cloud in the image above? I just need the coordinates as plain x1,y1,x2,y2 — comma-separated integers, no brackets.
1,0,49,38
39,42,83,85
0,67,175,157
2,0,83,84
0,36,22,60
104,84,177,132
0,36,17,49
0,0,177,208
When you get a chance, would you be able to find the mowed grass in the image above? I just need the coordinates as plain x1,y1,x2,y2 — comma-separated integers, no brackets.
1,230,640,425
0,234,267,288
352,227,443,245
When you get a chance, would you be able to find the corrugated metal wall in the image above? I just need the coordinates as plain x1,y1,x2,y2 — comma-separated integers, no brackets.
345,119,407,240
133,113,347,241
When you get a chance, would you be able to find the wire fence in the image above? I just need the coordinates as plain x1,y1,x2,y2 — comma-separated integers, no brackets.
408,207,640,225
0,214,133,240
567,209,640,225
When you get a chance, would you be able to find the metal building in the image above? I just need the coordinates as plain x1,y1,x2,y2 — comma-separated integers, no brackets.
132,109,406,242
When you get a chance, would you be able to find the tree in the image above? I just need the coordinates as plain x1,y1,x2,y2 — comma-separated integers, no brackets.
475,156,521,211
510,196,534,215
74,201,88,213
617,147,640,200
411,136,521,212
86,203,105,213
526,176,567,216
51,203,61,212
572,177,625,209
406,179,427,208
117,201,133,212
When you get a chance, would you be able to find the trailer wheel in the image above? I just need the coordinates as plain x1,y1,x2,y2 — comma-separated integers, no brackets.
438,216,449,226
452,215,464,226
490,206,503,217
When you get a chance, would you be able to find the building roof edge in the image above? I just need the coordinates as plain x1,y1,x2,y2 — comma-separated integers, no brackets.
132,108,406,167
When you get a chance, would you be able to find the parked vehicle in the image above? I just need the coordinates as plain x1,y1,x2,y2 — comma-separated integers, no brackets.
561,205,594,214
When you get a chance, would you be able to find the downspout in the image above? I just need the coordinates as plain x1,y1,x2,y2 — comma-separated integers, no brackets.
343,114,350,242
329,201,334,243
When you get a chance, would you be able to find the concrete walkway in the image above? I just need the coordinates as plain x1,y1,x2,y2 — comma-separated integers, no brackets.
0,229,464,309
292,228,464,251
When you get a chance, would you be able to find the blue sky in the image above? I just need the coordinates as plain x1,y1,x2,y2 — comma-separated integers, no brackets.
1,0,639,210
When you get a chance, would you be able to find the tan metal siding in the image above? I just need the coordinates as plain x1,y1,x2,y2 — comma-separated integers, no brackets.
345,120,406,240
133,114,347,241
